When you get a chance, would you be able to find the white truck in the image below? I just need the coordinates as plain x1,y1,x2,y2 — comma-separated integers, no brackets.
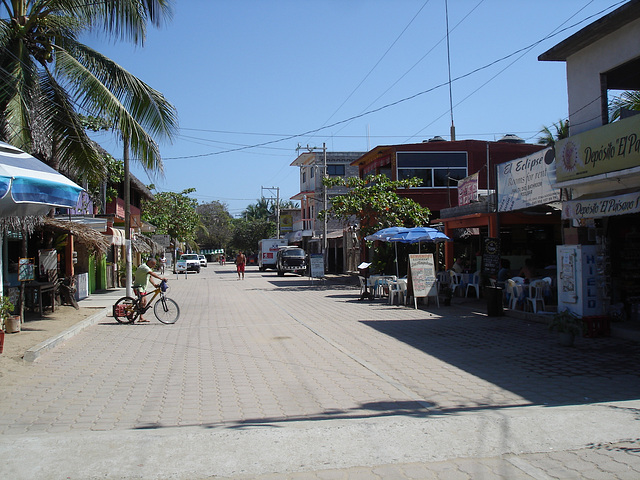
258,238,288,271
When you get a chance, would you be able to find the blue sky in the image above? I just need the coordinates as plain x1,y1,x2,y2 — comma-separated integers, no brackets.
85,0,625,217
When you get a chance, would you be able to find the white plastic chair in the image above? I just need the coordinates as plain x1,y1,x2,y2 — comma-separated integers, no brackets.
449,270,463,296
465,271,481,298
526,280,548,313
506,279,523,310
374,276,395,299
437,271,450,288
358,276,366,298
388,280,405,306
399,280,408,305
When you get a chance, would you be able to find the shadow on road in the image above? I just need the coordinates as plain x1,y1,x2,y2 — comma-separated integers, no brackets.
361,316,640,407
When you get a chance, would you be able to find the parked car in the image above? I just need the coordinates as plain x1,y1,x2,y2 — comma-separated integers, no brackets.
276,246,307,276
176,253,201,274
246,254,258,266
198,254,207,267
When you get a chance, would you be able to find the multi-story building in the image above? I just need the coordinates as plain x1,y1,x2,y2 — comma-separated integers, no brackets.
352,137,552,270
290,150,364,273
539,0,640,320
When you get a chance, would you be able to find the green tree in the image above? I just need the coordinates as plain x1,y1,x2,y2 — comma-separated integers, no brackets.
196,201,233,251
231,218,276,254
142,188,200,248
0,0,178,181
537,119,569,145
320,174,431,238
609,90,640,121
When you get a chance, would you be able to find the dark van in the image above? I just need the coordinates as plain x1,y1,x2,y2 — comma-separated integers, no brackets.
276,247,306,276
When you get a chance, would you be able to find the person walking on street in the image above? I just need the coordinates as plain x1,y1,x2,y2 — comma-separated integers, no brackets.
236,251,246,280
133,258,167,322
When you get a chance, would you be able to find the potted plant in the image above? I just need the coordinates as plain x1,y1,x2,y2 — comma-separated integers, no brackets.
0,296,19,335
549,308,582,346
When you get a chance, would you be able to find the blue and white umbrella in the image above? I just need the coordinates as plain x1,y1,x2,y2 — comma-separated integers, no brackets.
0,142,83,217
364,226,412,277
388,226,451,245
364,226,410,242
366,226,450,276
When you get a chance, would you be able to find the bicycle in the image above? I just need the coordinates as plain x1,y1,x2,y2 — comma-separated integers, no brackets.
113,280,180,324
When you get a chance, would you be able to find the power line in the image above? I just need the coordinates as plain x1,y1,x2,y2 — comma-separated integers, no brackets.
318,0,433,129
160,2,624,161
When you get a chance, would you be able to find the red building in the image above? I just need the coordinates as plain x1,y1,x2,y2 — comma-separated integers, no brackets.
352,137,559,270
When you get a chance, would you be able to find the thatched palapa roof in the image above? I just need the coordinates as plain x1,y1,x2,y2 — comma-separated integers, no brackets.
0,215,43,235
41,217,109,255
133,234,163,256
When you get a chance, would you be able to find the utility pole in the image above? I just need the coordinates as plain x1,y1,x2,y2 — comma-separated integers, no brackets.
323,143,327,271
261,186,280,239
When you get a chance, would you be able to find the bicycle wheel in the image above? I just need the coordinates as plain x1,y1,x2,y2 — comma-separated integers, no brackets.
113,296,139,324
154,296,180,324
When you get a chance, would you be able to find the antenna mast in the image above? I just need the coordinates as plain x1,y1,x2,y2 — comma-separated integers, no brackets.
445,0,455,141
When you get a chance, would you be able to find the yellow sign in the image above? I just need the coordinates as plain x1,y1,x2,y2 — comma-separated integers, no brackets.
280,214,293,231
555,115,640,183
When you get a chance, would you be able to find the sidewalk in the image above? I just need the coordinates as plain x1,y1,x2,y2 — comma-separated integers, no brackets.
21,287,125,362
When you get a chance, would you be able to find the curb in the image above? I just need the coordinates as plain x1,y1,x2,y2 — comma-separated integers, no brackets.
23,307,110,363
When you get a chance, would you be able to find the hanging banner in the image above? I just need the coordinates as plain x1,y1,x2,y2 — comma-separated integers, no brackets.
458,172,479,206
497,147,560,212
555,114,640,183
562,190,640,219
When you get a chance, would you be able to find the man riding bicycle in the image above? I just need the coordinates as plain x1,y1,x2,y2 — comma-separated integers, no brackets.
133,258,167,323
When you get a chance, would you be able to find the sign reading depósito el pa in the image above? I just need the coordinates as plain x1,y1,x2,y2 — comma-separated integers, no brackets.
555,114,640,183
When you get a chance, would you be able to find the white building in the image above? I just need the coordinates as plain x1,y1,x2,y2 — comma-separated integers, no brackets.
290,150,364,273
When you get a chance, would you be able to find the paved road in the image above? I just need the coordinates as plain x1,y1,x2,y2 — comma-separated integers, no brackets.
1,265,639,479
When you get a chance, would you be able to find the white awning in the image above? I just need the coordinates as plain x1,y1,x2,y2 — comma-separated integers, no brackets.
106,228,125,246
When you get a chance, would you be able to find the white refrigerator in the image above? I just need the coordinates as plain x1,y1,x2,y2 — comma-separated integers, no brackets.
557,244,605,317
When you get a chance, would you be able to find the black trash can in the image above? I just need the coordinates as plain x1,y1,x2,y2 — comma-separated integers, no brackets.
485,286,504,317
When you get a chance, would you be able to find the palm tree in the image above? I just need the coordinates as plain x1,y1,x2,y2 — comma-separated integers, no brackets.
243,198,274,220
0,1,178,181
609,91,640,121
537,119,569,145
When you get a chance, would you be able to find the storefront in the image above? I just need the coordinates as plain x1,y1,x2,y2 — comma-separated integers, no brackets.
555,114,640,320
438,146,562,276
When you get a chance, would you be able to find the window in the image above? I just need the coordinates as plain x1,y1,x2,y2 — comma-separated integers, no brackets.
327,165,345,176
397,151,467,188
302,171,306,183
310,167,314,178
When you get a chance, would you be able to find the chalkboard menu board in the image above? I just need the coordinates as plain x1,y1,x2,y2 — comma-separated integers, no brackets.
408,254,438,298
482,238,501,276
